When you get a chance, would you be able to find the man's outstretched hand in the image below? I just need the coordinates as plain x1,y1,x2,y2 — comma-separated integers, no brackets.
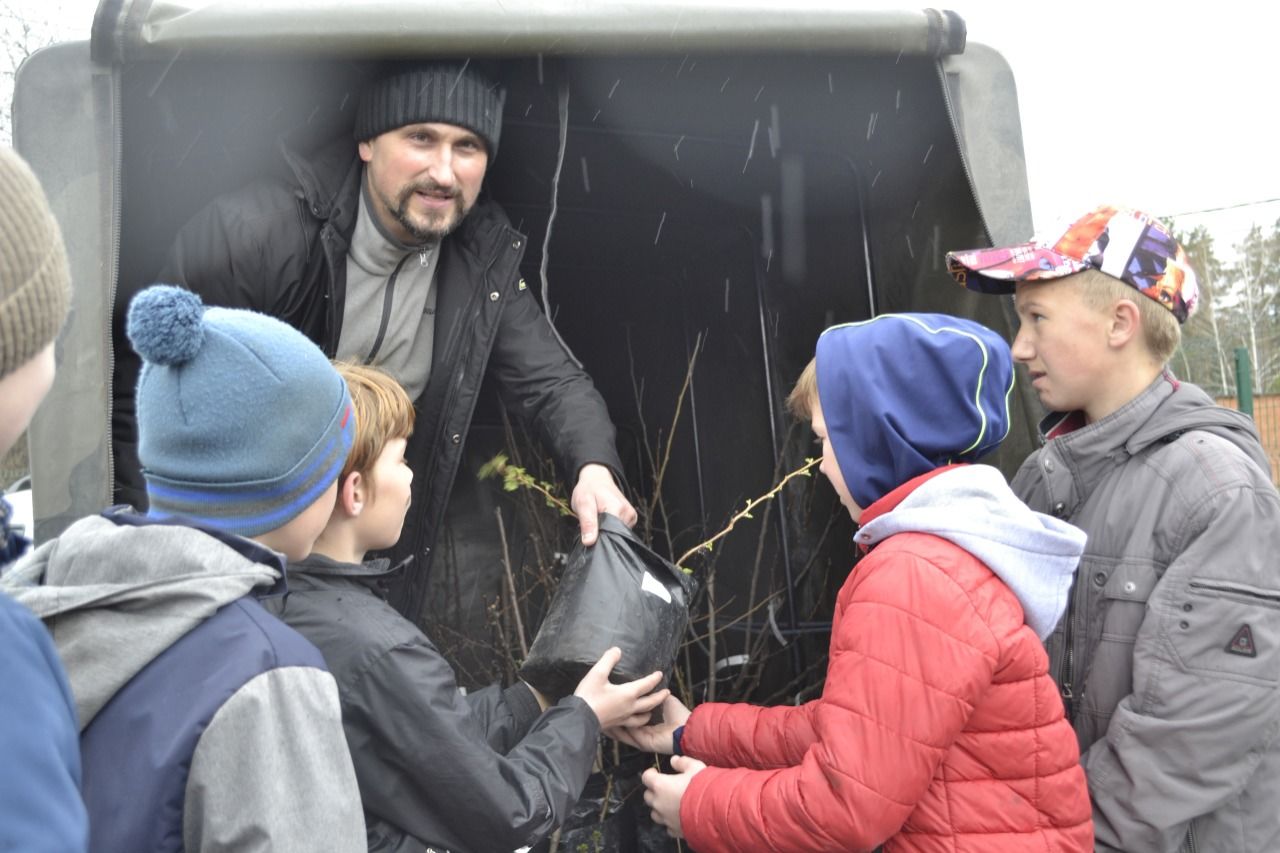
571,463,637,545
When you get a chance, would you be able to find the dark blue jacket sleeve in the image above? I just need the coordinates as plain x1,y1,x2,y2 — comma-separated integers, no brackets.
0,591,88,852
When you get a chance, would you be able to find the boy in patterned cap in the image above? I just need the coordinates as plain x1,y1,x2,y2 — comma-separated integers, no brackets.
947,205,1280,853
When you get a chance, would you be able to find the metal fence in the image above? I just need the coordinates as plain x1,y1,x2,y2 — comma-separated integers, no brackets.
1217,395,1280,484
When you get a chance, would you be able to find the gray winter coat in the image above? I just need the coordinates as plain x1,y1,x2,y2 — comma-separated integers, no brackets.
1,512,366,852
1012,372,1280,853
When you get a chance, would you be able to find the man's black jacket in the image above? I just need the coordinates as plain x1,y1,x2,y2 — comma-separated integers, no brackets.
262,554,600,853
118,136,623,619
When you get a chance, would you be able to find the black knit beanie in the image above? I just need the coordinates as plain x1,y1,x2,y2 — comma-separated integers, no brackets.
354,63,506,156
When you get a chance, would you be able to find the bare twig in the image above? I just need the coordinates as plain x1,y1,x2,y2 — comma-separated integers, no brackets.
494,508,529,659
647,331,704,523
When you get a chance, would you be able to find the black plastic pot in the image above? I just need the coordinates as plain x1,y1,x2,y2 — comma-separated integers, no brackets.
520,513,694,698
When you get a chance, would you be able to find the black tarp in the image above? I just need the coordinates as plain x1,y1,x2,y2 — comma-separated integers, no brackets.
16,3,1035,694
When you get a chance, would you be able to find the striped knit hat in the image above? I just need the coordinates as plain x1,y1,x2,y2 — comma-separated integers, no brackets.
126,286,353,537
354,62,506,155
0,147,70,380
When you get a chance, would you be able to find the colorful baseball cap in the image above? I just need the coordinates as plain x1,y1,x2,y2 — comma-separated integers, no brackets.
946,205,1200,323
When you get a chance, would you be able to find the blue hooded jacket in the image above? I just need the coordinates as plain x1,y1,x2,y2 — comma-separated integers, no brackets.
816,313,1014,508
0,587,88,852
816,313,1086,638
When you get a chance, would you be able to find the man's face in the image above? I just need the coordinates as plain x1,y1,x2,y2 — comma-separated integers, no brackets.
359,122,489,244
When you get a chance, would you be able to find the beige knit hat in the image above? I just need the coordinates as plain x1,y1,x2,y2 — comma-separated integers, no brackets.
0,147,70,380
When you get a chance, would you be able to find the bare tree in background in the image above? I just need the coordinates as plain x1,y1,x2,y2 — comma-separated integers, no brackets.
1230,223,1280,393
0,1,78,146
1176,224,1231,394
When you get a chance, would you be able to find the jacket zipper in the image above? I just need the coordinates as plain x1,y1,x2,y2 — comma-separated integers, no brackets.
363,253,410,364
402,226,523,622
1059,582,1079,718
1186,821,1198,853
409,245,500,567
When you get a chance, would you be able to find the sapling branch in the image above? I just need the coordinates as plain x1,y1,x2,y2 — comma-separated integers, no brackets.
674,458,819,570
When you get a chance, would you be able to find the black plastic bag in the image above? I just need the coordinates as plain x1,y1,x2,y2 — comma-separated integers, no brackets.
520,513,694,698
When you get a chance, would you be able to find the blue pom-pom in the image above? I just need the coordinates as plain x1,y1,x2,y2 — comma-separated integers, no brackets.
126,285,206,366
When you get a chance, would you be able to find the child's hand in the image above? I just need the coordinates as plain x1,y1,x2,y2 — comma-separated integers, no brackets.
606,694,692,754
642,755,705,838
573,647,667,729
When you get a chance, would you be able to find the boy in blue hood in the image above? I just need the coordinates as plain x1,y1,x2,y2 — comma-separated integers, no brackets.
616,313,1093,852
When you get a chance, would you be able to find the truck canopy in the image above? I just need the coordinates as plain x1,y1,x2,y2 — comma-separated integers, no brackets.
17,0,1034,668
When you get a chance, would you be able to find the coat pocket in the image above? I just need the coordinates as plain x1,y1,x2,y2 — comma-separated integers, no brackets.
1097,561,1160,641
1077,561,1160,732
1170,577,1280,685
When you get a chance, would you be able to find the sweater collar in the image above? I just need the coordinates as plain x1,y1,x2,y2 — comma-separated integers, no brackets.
349,172,441,272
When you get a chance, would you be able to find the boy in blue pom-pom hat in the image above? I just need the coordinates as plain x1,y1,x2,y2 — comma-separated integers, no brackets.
3,284,366,850
616,314,1093,852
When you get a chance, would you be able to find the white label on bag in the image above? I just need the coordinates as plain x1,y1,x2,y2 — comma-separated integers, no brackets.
640,571,672,603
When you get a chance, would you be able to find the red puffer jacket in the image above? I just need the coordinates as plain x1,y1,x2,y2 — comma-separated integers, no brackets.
678,469,1094,852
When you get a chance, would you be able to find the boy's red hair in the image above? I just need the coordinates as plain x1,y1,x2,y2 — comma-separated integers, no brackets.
334,362,414,491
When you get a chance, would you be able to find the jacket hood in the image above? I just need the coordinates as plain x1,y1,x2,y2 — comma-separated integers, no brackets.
280,134,361,220
1128,375,1269,470
817,313,1014,508
856,465,1086,638
0,512,282,729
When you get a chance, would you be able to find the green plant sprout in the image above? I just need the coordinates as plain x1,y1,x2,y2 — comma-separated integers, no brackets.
478,452,575,518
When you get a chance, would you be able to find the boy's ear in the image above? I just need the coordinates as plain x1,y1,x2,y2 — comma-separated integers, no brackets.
339,470,365,518
1107,298,1142,349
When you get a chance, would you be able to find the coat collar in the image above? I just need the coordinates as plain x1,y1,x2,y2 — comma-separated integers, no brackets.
285,551,411,598
1033,371,1178,505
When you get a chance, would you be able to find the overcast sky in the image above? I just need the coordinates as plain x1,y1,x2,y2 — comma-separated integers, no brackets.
961,0,1280,255
8,0,1278,258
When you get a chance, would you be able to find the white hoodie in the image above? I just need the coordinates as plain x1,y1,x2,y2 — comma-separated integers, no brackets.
855,465,1087,639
